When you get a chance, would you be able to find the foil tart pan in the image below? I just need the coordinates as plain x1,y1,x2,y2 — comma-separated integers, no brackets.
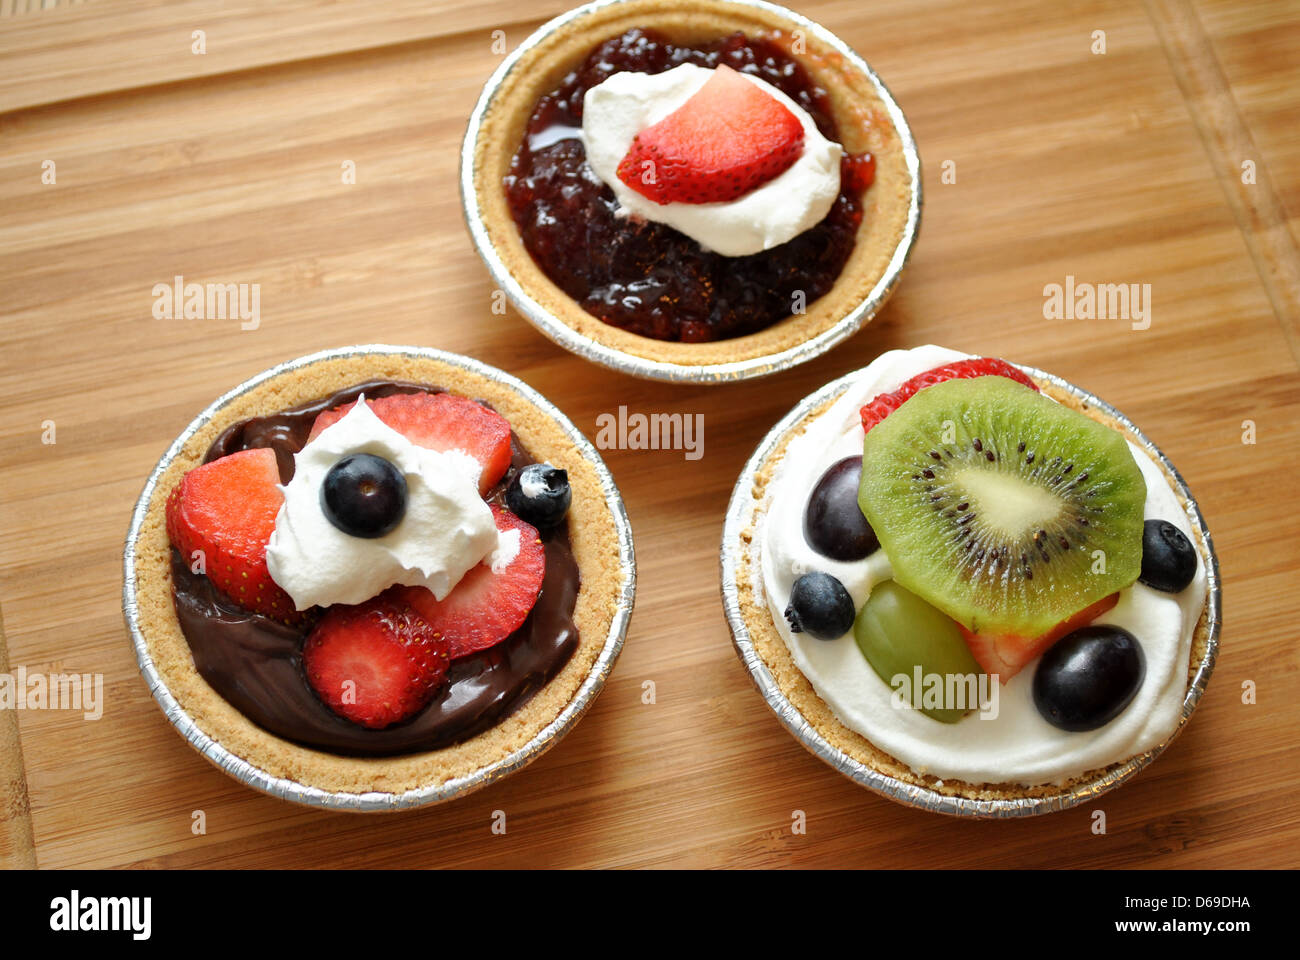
720,364,1222,817
123,345,636,811
459,0,923,383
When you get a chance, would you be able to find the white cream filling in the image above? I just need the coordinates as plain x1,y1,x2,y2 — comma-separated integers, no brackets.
758,346,1207,786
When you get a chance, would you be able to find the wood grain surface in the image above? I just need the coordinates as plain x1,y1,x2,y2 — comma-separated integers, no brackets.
1,0,1298,869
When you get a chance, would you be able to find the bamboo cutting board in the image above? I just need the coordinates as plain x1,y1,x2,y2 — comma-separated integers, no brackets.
1,0,1298,869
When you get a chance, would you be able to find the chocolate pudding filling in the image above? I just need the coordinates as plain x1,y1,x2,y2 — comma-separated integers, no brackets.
168,381,581,757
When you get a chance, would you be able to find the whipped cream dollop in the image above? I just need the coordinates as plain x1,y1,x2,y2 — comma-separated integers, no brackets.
582,64,843,256
266,399,501,610
757,346,1208,786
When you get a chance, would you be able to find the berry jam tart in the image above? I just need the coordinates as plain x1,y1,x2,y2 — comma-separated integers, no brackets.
125,348,633,807
464,0,919,379
723,346,1219,813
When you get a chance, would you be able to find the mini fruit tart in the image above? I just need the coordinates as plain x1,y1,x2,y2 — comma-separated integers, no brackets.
722,345,1220,814
124,346,634,809
463,0,920,381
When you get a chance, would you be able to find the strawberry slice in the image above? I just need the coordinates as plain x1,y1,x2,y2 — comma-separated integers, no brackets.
396,506,545,658
616,64,805,205
860,358,1040,434
165,447,303,624
302,595,450,729
309,392,512,496
960,593,1120,683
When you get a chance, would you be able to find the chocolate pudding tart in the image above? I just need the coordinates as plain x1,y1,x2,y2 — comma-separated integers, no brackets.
125,347,634,806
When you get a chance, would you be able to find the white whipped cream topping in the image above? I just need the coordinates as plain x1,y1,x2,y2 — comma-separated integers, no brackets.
582,63,843,256
488,528,521,575
758,346,1208,786
266,399,501,610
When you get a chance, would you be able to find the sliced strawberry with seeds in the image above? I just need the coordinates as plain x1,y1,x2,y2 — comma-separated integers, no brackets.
309,392,512,496
165,447,303,624
616,64,805,205
302,595,450,729
860,358,1040,434
960,593,1120,683
396,506,546,658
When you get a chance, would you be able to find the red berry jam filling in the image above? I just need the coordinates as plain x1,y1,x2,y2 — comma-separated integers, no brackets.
504,29,876,343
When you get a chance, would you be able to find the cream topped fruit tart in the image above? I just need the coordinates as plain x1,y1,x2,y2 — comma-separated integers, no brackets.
726,346,1216,808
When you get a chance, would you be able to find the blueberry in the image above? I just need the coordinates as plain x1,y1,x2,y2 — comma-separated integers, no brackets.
803,456,879,562
321,453,407,539
504,463,570,530
1033,625,1145,731
784,572,856,640
1138,519,1197,593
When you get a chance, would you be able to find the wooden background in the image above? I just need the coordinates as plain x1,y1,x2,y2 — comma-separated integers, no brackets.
1,0,1298,869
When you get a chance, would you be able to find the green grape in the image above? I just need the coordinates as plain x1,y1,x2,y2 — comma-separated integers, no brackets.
854,580,984,723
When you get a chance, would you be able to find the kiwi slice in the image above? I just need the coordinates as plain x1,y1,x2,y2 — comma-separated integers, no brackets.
857,376,1146,638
